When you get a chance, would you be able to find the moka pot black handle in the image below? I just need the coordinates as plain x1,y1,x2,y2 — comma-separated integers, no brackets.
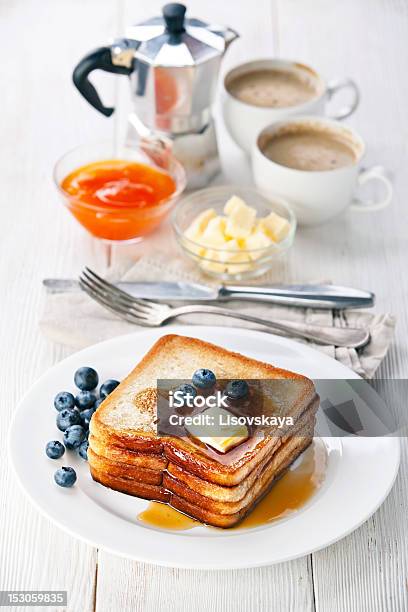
72,46,133,117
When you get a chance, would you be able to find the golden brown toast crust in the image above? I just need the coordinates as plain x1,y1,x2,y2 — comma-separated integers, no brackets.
88,334,319,527
90,467,170,502
170,436,313,527
88,435,167,470
91,334,317,483
163,433,313,515
87,448,163,485
165,402,316,500
89,434,313,526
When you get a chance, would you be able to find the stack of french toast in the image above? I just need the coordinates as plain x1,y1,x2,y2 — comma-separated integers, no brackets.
88,335,319,528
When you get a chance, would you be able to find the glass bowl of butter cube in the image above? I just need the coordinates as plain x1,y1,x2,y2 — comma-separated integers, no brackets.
172,186,296,280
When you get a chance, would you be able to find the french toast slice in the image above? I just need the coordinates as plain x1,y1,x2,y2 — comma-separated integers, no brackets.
90,467,170,502
87,448,164,484
164,430,314,515
88,334,319,527
90,334,317,485
165,401,316,502
169,434,313,528
88,434,167,470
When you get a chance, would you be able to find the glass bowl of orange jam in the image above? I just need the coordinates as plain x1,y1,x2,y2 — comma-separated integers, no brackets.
54,141,186,243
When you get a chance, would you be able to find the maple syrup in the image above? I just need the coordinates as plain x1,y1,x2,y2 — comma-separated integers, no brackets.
235,438,327,529
137,440,327,531
138,501,198,530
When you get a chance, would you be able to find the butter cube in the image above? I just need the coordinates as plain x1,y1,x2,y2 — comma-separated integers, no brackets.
201,216,227,248
187,208,216,234
225,200,257,239
260,212,290,243
226,261,253,274
226,263,253,274
183,208,217,256
185,406,249,453
183,226,206,257
220,240,253,274
245,228,273,260
224,195,247,216
218,240,249,263
199,249,226,274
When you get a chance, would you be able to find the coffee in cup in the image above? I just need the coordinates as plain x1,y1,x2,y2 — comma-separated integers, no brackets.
227,68,319,109
223,59,360,154
261,124,358,172
252,117,392,225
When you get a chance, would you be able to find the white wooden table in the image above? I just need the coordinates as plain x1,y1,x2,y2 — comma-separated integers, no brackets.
1,0,407,610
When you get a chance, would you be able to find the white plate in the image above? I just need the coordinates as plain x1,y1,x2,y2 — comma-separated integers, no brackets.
8,326,400,569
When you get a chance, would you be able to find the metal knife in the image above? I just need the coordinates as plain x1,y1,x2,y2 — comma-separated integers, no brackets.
43,279,374,309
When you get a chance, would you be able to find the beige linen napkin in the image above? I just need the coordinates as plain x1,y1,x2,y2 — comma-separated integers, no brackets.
40,253,395,379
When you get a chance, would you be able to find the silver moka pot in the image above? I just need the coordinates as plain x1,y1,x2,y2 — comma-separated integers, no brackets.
73,3,238,187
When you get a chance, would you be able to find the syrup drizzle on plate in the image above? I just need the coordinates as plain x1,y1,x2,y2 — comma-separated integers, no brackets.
138,502,198,530
235,438,327,529
137,439,327,531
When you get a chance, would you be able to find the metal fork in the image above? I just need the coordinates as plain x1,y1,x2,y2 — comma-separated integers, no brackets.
79,268,370,348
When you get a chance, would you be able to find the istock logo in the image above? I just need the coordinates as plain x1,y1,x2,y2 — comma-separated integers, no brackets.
169,389,230,409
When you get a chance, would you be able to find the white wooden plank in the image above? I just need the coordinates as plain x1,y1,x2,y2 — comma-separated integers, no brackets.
275,1,408,610
0,0,120,609
95,556,314,612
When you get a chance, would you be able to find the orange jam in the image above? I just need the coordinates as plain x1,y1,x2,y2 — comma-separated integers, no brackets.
61,159,177,241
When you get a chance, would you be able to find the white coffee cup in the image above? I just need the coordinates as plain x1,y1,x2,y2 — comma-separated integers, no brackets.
252,116,393,225
223,59,360,154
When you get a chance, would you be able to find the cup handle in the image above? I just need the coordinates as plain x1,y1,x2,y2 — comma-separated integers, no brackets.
326,77,360,120
350,166,393,212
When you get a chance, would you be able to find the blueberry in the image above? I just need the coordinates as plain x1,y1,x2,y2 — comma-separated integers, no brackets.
192,368,216,389
80,407,95,429
54,391,75,412
54,466,77,487
74,366,99,391
100,379,120,399
175,383,197,404
56,408,81,431
78,440,89,461
94,398,104,410
64,425,86,449
45,440,65,459
224,379,249,400
75,390,96,410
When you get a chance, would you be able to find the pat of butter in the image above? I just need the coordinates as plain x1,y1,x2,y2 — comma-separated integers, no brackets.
218,240,247,262
245,228,273,260
183,208,217,256
185,406,249,453
219,240,253,274
188,208,217,234
183,227,206,256
225,199,257,239
224,195,247,216
199,250,226,273
260,212,290,242
201,216,227,248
